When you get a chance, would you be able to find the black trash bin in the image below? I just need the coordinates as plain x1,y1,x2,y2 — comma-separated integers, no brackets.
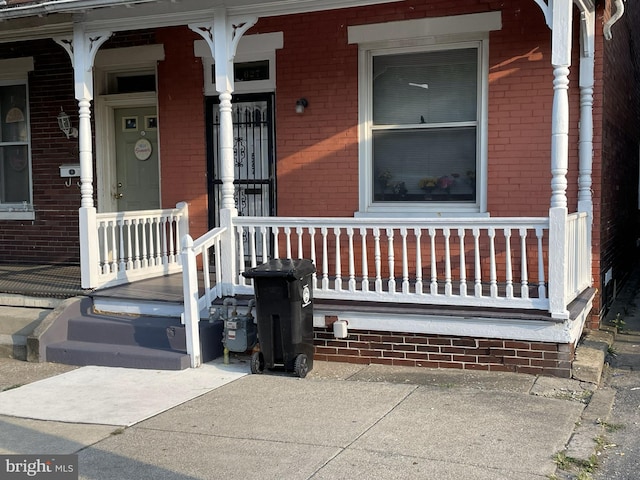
242,258,316,378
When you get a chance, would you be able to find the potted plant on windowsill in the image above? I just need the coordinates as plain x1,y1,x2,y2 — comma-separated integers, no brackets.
418,176,438,199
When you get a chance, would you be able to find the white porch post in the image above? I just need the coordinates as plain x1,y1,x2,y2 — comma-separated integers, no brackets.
578,6,595,216
578,7,595,287
55,26,112,289
548,0,573,320
190,10,257,297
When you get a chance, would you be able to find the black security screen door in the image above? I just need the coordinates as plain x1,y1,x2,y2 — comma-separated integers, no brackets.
206,93,276,229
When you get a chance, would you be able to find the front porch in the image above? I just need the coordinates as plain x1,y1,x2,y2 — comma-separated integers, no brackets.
45,201,592,376
0,255,595,378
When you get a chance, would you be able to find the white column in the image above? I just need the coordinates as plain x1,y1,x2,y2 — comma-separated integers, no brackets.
578,10,595,217
55,26,112,288
218,91,236,210
578,9,595,289
189,10,257,296
548,0,573,319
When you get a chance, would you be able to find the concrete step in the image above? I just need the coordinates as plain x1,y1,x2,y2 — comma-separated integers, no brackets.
0,305,52,360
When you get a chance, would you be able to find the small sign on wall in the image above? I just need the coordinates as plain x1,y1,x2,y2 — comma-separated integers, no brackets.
134,138,153,161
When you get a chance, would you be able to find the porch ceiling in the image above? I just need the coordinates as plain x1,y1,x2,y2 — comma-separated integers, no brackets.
0,0,403,40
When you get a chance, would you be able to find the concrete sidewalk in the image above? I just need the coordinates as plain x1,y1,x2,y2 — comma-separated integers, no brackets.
0,356,611,480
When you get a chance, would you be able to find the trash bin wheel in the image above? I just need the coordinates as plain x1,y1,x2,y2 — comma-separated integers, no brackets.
250,351,265,374
294,354,309,378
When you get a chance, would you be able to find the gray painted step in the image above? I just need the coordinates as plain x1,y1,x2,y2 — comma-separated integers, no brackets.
43,303,224,370
46,340,191,370
65,316,188,350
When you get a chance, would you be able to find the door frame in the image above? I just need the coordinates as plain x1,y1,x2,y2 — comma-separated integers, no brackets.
205,92,276,229
95,92,159,213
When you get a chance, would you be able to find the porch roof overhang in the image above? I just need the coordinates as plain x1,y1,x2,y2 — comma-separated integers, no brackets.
0,0,403,41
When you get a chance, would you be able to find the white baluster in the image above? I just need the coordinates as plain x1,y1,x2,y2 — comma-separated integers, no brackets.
260,226,268,263
273,227,280,259
133,219,141,269
429,227,437,295
155,217,162,266
504,228,513,299
236,226,247,283
537,227,547,299
401,228,409,294
489,227,497,298
386,228,395,294
443,227,452,296
167,216,176,264
321,227,329,290
520,228,529,299
473,228,482,297
109,220,117,273
119,218,126,272
99,221,108,274
414,228,423,295
202,247,211,304
458,228,467,297
161,216,169,265
284,226,292,259
347,227,356,292
361,227,369,293
309,227,318,290
297,227,304,259
249,226,257,268
373,227,382,293
334,227,342,291
141,218,150,268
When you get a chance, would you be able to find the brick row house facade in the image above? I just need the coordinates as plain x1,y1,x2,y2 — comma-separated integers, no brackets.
0,0,638,375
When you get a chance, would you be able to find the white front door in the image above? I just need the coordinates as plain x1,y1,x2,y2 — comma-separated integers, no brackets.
114,106,159,211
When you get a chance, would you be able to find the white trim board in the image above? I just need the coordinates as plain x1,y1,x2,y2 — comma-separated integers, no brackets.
313,299,591,345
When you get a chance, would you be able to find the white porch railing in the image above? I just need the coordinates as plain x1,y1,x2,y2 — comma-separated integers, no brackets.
233,216,552,310
91,202,189,288
181,226,226,367
565,211,591,303
179,212,592,367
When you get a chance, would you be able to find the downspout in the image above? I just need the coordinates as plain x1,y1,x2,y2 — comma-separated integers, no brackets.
604,0,625,40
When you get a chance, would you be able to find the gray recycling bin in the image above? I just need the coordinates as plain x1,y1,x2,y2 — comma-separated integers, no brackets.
242,258,315,378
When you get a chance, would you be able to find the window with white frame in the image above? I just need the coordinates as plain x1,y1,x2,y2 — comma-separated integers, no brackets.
0,81,31,212
350,13,500,216
0,57,33,219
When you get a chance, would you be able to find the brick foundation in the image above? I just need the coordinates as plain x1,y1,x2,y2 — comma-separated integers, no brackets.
313,328,575,378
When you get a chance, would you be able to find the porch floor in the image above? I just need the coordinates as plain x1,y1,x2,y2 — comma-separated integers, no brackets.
0,263,185,302
0,263,86,298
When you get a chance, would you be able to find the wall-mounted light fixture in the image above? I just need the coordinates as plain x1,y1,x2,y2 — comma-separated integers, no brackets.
57,108,78,139
295,98,308,114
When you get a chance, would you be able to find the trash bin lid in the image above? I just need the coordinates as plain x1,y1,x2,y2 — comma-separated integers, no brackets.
242,258,316,279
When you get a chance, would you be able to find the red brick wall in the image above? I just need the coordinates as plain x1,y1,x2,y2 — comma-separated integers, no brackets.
596,0,640,320
155,27,209,239
314,327,574,378
0,39,82,264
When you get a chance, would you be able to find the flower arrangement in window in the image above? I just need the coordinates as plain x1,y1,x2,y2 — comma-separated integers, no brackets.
419,175,455,191
418,176,437,189
377,169,393,190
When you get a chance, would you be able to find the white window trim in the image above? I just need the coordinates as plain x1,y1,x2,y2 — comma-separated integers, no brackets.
0,57,35,220
350,13,500,217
